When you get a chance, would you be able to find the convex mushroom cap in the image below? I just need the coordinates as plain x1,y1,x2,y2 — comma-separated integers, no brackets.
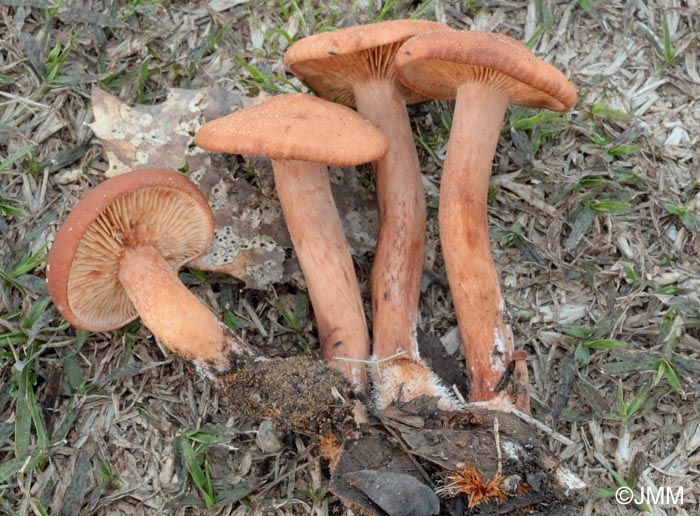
395,30,577,111
284,19,452,106
47,169,213,331
194,93,388,165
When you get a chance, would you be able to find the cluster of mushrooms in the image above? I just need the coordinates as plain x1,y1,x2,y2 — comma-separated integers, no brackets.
46,21,576,421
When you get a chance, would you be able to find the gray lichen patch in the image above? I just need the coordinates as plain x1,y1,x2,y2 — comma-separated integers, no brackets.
239,203,282,228
209,227,278,264
188,169,288,288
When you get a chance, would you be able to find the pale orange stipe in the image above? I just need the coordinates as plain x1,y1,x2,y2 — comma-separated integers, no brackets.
195,94,389,391
397,31,576,406
285,20,452,366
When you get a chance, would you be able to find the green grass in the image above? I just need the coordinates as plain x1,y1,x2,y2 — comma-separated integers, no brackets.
1,1,698,514
275,292,311,353
166,427,255,510
665,203,700,231
639,11,686,74
525,0,555,48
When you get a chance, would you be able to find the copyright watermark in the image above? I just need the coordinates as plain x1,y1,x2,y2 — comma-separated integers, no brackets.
615,487,635,505
615,486,684,506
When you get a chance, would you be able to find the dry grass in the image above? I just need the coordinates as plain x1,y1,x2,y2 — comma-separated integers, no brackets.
1,0,699,515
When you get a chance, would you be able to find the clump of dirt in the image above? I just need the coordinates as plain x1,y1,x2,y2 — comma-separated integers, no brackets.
223,356,353,434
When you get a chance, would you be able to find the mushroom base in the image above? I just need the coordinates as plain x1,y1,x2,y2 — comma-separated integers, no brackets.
371,357,460,411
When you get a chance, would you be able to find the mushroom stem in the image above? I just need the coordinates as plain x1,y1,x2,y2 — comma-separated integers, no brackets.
440,82,511,403
118,245,253,367
354,80,426,361
272,159,369,390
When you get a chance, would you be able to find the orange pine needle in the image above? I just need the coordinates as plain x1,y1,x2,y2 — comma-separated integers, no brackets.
319,432,343,471
439,463,507,508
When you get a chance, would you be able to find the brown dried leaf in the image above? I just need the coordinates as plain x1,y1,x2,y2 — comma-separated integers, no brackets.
330,434,421,515
344,469,439,516
398,409,540,478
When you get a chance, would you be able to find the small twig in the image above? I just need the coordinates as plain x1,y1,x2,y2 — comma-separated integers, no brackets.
358,395,436,490
379,416,437,490
332,350,407,364
240,298,268,337
0,90,50,108
330,386,347,405
494,417,502,477
506,408,575,447
333,350,407,383
251,444,318,499
451,384,467,405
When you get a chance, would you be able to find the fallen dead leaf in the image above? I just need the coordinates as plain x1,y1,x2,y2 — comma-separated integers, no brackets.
331,407,583,515
344,469,439,516
89,85,240,178
89,86,379,288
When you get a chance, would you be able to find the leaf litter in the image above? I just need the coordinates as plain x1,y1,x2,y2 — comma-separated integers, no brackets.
0,0,699,515
89,85,379,289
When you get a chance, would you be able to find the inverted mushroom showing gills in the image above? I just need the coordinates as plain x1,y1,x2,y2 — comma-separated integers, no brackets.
46,169,255,376
284,20,457,408
396,31,577,406
194,94,388,393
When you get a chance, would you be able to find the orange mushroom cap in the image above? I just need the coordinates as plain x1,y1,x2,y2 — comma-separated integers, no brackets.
46,169,214,331
194,93,388,166
396,31,577,112
284,20,452,106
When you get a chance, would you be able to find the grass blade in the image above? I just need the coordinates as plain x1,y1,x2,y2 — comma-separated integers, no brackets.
14,366,31,457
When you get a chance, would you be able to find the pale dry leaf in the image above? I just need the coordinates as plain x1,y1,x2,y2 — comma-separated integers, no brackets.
89,86,379,289
89,86,288,288
89,85,242,177
208,0,249,12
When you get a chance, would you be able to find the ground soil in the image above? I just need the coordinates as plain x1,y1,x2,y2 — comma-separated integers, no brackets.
0,1,698,515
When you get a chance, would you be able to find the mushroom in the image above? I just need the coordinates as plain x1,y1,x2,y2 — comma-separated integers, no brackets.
194,94,388,392
395,31,577,406
46,169,255,376
284,20,452,372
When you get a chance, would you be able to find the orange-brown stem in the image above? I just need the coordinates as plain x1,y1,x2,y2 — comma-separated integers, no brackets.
354,80,426,361
272,159,369,390
440,83,512,403
118,245,253,368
